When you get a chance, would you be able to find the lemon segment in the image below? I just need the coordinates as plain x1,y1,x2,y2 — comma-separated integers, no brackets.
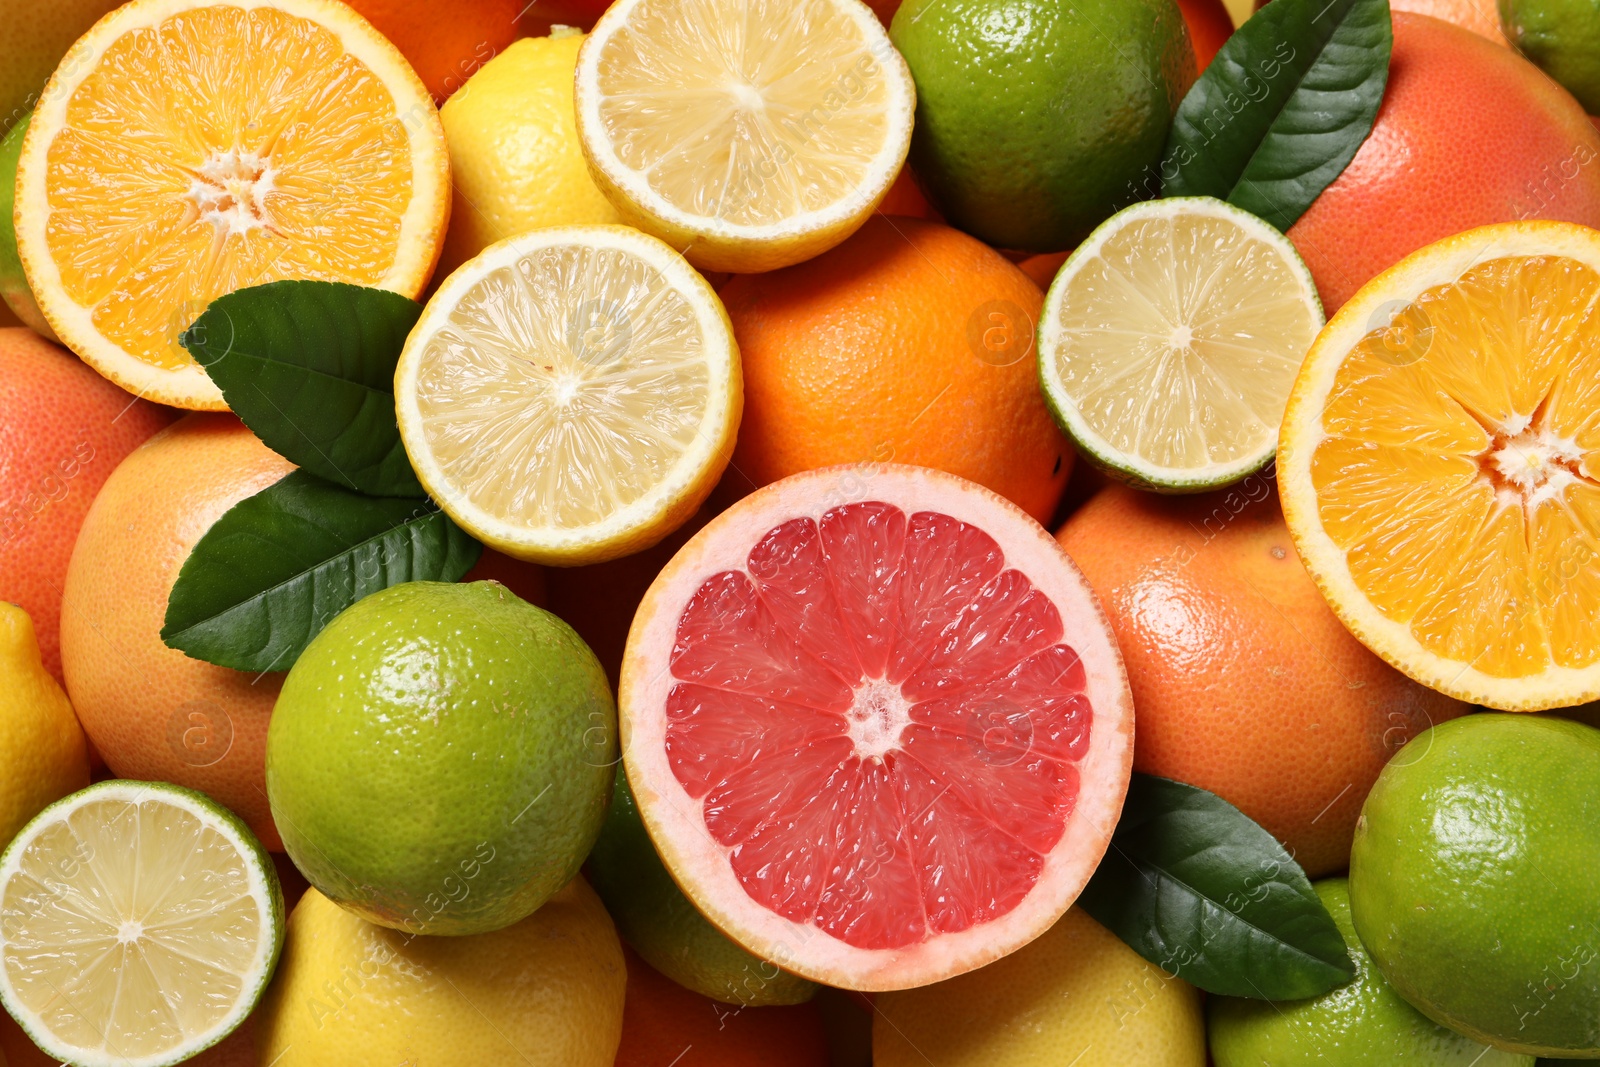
1037,197,1324,492
574,0,915,273
0,780,282,1067
1280,221,1600,710
395,226,741,565
14,0,450,410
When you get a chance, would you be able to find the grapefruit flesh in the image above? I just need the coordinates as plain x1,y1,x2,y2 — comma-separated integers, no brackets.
621,465,1132,990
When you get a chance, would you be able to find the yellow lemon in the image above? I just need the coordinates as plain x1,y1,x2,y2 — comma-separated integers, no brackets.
258,880,626,1065
0,603,87,850
874,908,1205,1066
436,30,624,280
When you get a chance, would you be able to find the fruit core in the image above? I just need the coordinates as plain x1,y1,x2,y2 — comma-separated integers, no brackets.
187,150,278,236
1477,411,1596,511
664,501,1094,950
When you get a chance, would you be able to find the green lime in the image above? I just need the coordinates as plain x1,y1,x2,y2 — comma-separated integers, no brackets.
0,114,54,340
1210,879,1533,1066
1350,714,1600,1057
1501,0,1600,114
266,580,616,936
587,769,816,1007
889,0,1195,252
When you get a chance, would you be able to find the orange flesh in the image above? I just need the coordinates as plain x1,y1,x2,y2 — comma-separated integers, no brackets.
666,503,1092,950
43,5,414,370
1312,254,1600,678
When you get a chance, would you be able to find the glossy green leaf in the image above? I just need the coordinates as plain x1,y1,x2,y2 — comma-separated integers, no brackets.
181,280,424,497
162,471,481,672
1161,0,1392,231
1078,774,1357,999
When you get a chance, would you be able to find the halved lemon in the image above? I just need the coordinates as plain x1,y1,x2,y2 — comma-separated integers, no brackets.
14,0,450,410
395,225,741,566
0,780,283,1067
1037,197,1324,492
1280,221,1600,711
573,0,915,274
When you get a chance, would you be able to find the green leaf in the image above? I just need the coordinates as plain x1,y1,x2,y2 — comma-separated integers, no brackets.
181,280,425,497
1160,0,1392,231
1078,774,1356,999
161,471,481,672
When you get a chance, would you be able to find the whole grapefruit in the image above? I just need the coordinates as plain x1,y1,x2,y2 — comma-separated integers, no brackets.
0,328,172,682
721,217,1073,525
1055,483,1469,876
60,414,292,849
1287,12,1600,312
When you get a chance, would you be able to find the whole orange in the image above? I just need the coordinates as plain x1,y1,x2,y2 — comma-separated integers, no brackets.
344,0,524,101
721,216,1073,525
60,414,292,850
0,328,172,682
1055,483,1469,877
1391,0,1506,43
1287,12,1600,312
614,948,829,1067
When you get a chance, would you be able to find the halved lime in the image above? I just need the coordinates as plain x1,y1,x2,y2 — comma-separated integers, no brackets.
0,780,283,1067
1037,197,1324,492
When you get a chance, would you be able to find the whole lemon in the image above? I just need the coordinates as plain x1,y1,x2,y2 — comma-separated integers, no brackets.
874,907,1205,1065
0,603,88,848
266,581,616,936
435,30,624,279
258,881,626,1066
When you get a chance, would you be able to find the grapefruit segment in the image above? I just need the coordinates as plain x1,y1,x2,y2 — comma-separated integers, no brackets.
622,465,1132,989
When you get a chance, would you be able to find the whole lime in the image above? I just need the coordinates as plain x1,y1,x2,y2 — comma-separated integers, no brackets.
1210,879,1533,1066
889,0,1195,252
586,770,816,1007
1350,714,1600,1057
1501,0,1600,113
266,580,616,936
0,114,54,339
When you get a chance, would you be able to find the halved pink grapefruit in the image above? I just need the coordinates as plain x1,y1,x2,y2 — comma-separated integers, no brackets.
620,465,1133,990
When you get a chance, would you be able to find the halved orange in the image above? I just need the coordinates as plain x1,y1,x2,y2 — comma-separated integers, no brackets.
1280,222,1600,711
14,0,450,410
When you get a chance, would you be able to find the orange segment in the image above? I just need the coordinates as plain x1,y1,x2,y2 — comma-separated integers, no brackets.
14,0,449,410
1281,223,1600,710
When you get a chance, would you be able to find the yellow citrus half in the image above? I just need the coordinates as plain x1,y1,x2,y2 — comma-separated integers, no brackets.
573,0,915,274
14,0,450,410
395,226,741,566
1280,221,1600,711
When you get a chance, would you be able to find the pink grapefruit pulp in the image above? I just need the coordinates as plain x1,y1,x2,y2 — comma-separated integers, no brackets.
620,465,1133,990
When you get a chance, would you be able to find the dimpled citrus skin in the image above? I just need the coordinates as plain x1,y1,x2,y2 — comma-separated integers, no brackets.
0,328,173,682
1350,715,1600,1057
722,216,1072,525
890,0,1194,251
60,414,290,849
0,0,123,140
1209,879,1533,1066
342,0,523,102
435,33,623,280
0,604,88,849
1056,483,1468,877
266,581,616,936
258,881,625,1066
874,908,1205,1065
1287,13,1600,312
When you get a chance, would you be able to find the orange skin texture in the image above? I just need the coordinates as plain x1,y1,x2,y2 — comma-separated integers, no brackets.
1391,0,1506,43
61,415,292,850
878,167,936,220
614,948,830,1067
722,217,1073,526
0,329,173,682
343,0,524,102
1287,13,1600,313
1056,483,1469,877
1178,0,1236,70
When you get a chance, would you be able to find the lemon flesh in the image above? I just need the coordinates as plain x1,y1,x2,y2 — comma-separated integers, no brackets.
397,226,740,565
1038,197,1323,491
0,781,282,1067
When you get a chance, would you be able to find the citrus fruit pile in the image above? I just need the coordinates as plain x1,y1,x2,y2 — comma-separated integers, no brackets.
1,0,1599,1063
